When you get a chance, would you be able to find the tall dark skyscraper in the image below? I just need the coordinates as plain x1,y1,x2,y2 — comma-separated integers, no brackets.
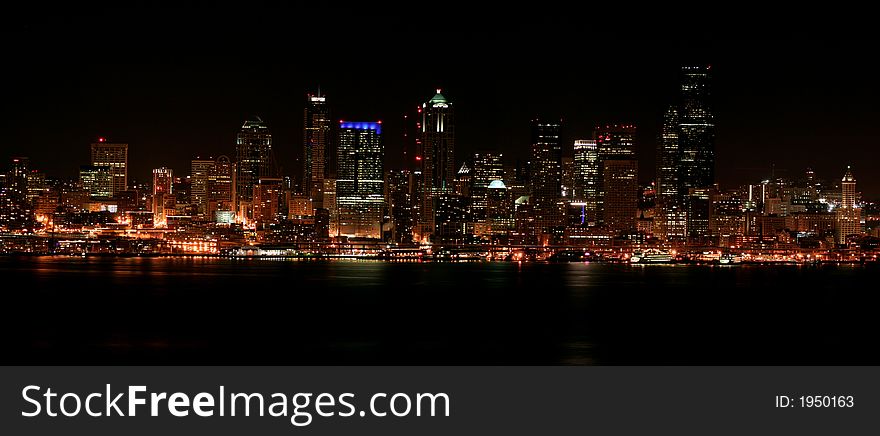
336,121,384,239
419,89,454,240
595,124,636,226
529,119,563,236
235,116,275,212
304,92,330,206
677,65,716,241
656,106,687,242
678,65,715,191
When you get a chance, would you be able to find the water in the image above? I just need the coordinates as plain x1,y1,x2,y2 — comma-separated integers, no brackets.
2,256,877,365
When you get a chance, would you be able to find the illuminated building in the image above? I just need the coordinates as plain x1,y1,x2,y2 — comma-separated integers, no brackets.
385,168,416,244
336,121,384,239
79,165,113,198
470,152,504,229
595,125,636,226
90,139,128,197
253,177,284,226
561,156,574,199
318,178,338,234
530,119,563,236
434,193,470,242
686,187,712,244
655,107,686,242
191,157,215,216
208,155,234,221
26,170,46,205
0,160,33,230
836,166,862,244
678,66,715,190
710,189,744,247
602,159,638,233
152,167,173,227
289,195,314,218
419,89,455,239
455,162,471,197
235,116,275,213
486,179,513,235
678,66,715,241
304,91,331,206
573,139,599,224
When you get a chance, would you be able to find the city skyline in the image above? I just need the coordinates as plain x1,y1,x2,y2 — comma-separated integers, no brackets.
3,11,880,197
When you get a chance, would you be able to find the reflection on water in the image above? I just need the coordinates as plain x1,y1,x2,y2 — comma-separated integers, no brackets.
2,256,877,365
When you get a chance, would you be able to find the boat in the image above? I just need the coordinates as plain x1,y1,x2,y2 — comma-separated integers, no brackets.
630,249,674,264
718,253,743,265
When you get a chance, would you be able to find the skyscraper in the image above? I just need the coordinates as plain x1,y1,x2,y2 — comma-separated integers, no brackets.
573,139,599,224
595,124,636,226
152,167,173,227
836,166,861,244
385,169,416,244
602,159,639,233
470,152,504,228
90,139,128,197
191,157,215,216
655,107,687,242
304,91,331,205
529,119,563,236
678,65,716,241
208,155,234,220
79,165,112,198
419,89,455,240
235,116,275,211
678,66,715,191
336,121,384,239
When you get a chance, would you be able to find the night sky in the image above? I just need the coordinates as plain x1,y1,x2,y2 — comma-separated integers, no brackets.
3,5,879,197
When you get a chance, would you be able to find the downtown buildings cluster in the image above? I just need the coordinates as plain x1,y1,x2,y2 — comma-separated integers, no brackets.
0,66,878,258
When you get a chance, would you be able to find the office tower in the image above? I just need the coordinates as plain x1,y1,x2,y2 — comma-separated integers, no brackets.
0,158,33,230
173,177,192,207
191,157,215,216
8,157,29,194
235,116,275,209
322,178,338,236
208,155,235,220
470,152,505,228
655,106,687,242
561,157,574,198
710,189,744,247
678,65,716,241
79,165,113,198
288,195,314,218
678,65,715,191
595,125,636,226
385,169,416,244
304,91,331,205
486,179,513,235
90,139,128,196
253,177,284,226
336,121,384,239
455,162,472,197
836,166,861,243
573,139,599,224
26,170,46,205
152,167,173,227
434,193,473,243
434,193,470,241
602,159,639,233
686,187,712,243
419,89,455,240
530,119,563,236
